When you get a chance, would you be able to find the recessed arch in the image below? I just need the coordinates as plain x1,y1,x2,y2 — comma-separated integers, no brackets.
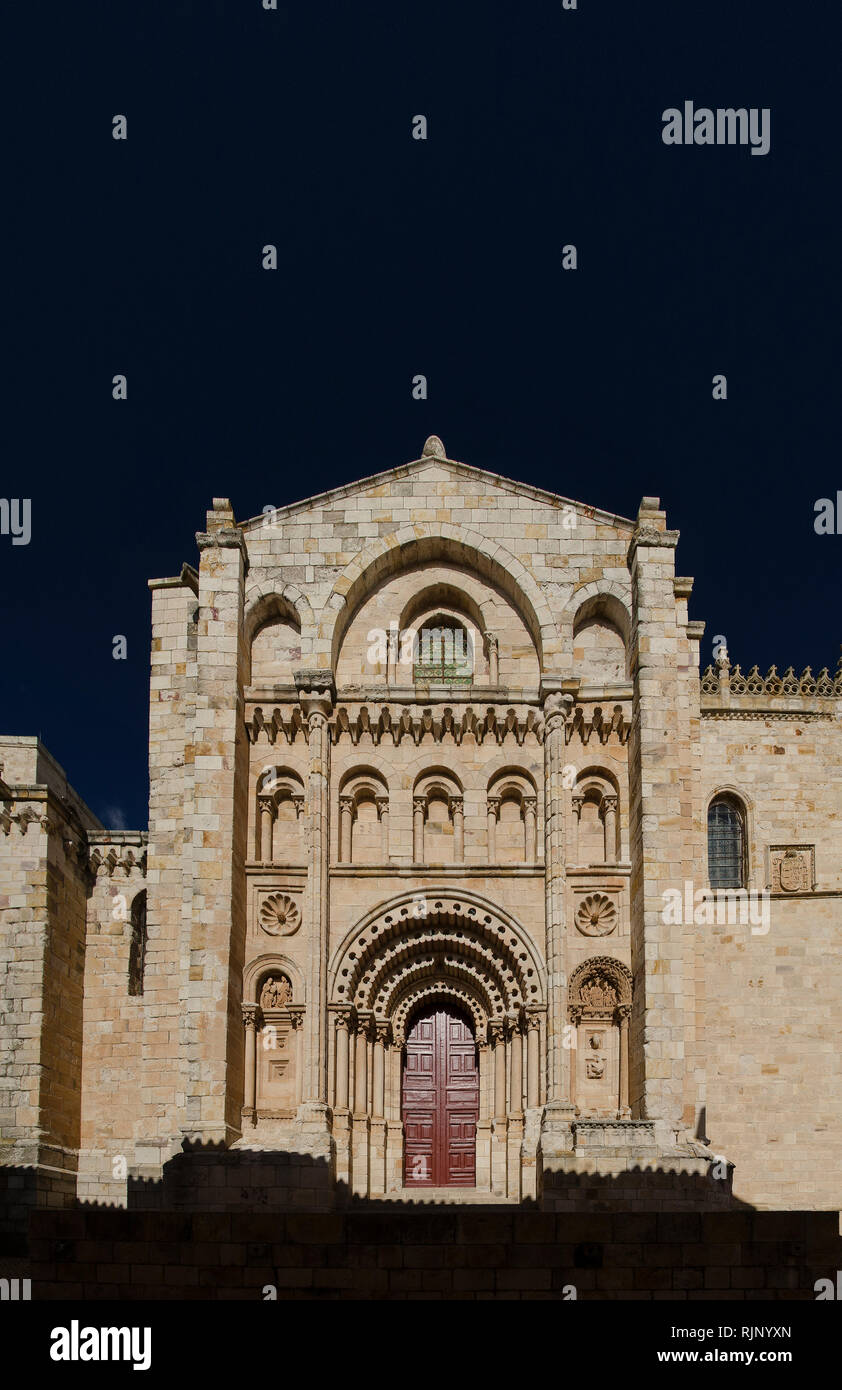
566,584,631,646
328,888,546,1019
320,526,560,672
391,978,488,1047
399,583,490,642
567,955,633,1012
243,952,306,1006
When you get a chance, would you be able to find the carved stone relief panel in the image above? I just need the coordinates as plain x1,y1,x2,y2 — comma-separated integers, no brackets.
253,883,304,938
573,890,619,937
576,1024,618,1114
768,845,815,894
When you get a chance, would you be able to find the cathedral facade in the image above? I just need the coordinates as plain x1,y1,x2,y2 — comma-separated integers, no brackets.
2,437,840,1225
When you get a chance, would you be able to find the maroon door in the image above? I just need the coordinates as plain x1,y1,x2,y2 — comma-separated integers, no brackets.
402,1005,478,1186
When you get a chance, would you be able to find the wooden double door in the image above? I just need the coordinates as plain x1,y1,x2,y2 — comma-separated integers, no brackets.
402,1005,479,1186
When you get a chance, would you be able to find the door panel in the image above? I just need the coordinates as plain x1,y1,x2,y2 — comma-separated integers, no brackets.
403,1006,478,1186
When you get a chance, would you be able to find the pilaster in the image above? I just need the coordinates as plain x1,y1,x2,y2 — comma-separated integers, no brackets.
183,500,248,1147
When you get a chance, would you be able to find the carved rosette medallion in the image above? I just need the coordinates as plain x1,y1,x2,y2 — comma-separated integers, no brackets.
575,892,618,937
258,892,302,936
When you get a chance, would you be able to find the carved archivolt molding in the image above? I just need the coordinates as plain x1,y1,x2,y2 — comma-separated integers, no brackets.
329,890,546,1024
390,979,487,1047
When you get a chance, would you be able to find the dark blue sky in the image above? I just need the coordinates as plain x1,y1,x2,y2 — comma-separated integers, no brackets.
3,1,839,831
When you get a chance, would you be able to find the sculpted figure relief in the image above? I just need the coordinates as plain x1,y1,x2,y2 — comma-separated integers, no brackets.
260,974,292,1008
579,976,617,1011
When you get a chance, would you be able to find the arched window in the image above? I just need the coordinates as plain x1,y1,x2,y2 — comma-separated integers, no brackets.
707,796,746,889
414,616,473,685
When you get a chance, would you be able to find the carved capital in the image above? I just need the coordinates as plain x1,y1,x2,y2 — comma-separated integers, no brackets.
375,795,389,819
542,690,574,736
599,794,619,819
483,631,499,653
486,795,501,820
412,795,427,817
294,669,335,721
339,795,354,815
242,1003,260,1030
374,1020,391,1045
449,794,464,817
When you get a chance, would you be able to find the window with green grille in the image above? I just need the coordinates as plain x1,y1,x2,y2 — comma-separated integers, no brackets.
413,618,473,684
707,797,746,888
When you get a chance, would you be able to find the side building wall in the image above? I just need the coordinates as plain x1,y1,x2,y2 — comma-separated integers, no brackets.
700,702,842,1208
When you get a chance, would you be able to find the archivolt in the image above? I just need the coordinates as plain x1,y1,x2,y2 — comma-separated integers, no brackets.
329,889,546,1024
390,978,488,1046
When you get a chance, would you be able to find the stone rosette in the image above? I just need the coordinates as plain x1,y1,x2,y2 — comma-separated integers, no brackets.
258,892,302,936
575,892,617,937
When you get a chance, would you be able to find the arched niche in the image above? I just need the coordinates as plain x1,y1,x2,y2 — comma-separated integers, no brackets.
413,769,464,864
255,765,305,863
566,588,631,685
487,768,538,863
567,956,633,1118
245,591,305,686
338,767,389,863
571,766,621,865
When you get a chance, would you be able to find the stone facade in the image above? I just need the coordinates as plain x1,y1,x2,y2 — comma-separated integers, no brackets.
1,437,840,1226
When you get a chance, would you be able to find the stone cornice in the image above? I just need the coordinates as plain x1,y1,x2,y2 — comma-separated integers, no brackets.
245,696,631,747
329,864,546,878
88,831,148,878
701,707,835,722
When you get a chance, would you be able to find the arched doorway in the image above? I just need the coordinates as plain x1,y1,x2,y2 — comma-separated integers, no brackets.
402,1003,478,1187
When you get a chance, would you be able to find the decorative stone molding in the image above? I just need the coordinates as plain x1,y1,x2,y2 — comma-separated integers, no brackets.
568,704,629,746
88,838,148,878
246,699,635,748
701,661,842,700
